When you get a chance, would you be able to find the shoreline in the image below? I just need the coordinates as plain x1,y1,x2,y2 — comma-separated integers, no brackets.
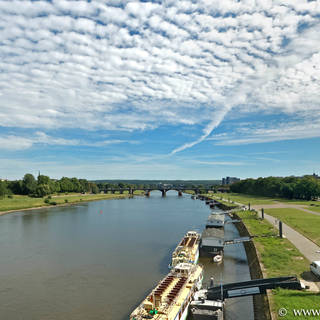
0,194,135,216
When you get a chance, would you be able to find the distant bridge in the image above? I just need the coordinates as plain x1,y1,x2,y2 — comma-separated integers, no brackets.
103,187,211,197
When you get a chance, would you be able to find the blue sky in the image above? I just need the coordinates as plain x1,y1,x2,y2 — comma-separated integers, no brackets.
0,0,320,180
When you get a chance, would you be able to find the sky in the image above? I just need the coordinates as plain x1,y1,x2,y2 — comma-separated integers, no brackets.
0,0,320,180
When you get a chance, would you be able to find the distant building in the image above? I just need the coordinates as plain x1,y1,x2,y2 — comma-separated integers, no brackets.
221,176,240,185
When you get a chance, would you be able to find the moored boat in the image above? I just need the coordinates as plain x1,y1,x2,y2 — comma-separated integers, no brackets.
170,231,200,268
129,263,203,320
213,255,223,263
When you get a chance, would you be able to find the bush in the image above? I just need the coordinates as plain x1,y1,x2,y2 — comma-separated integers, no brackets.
8,195,13,199
64,199,68,203
47,195,52,199
44,198,50,204
50,201,57,205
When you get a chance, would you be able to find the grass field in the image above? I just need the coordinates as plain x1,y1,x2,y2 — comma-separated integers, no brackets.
237,210,309,277
237,210,319,319
212,192,320,207
276,199,319,206
0,193,136,213
214,193,277,205
265,208,320,246
272,289,320,318
307,205,320,213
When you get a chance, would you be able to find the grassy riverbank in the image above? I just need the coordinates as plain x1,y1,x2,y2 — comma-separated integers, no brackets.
265,208,320,246
0,192,143,214
237,210,319,319
215,193,276,205
212,192,318,207
307,205,320,213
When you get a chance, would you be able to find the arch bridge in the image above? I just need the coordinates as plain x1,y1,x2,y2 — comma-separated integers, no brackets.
104,187,210,197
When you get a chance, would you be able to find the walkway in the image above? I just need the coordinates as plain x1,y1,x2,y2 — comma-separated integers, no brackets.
216,196,320,262
260,212,320,262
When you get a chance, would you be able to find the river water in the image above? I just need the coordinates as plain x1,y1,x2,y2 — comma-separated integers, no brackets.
0,191,253,320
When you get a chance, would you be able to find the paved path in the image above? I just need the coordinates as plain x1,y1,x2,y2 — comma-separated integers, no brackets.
215,197,320,262
260,212,320,262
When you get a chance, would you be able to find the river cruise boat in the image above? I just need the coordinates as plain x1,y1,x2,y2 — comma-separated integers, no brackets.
170,231,200,268
130,263,203,320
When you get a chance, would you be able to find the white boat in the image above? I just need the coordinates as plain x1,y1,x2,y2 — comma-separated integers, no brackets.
129,263,203,320
170,231,200,268
213,255,223,263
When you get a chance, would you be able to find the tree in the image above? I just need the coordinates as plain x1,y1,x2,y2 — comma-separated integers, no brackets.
90,183,99,194
22,173,37,195
0,181,8,198
35,184,51,197
8,180,23,194
59,177,73,192
38,175,50,185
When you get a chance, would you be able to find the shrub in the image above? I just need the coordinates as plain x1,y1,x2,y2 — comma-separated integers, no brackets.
50,201,57,205
44,198,50,204
64,199,68,203
8,195,13,199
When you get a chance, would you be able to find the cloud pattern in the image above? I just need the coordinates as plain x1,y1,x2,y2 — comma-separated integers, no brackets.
0,0,320,151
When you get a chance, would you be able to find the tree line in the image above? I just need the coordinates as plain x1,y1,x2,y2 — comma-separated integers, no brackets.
0,175,220,199
230,175,320,200
0,174,99,198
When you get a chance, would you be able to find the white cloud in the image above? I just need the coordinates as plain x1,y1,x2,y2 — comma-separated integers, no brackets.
0,0,319,152
210,117,320,146
0,132,136,151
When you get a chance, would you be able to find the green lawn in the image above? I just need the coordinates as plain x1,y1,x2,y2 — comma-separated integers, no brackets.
273,289,320,319
306,205,320,213
237,211,309,277
237,210,319,319
265,208,320,246
0,193,132,213
212,192,319,207
213,193,276,205
275,199,320,206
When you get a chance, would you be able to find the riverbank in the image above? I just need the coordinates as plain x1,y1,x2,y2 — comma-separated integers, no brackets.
209,193,320,247
235,210,319,320
0,193,142,216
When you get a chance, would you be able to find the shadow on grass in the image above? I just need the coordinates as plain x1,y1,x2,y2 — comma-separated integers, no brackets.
301,270,320,284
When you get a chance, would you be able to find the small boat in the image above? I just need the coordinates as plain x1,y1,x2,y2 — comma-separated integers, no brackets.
213,255,223,263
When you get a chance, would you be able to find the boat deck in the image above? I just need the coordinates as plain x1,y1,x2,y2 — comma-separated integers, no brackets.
130,264,203,320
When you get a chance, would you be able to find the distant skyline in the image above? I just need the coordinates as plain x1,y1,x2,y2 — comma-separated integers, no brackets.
1,1,319,180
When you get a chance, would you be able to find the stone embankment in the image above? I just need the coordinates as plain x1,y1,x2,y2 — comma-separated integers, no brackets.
232,212,272,320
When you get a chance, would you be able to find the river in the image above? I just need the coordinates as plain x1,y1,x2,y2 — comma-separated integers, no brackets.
0,191,253,320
